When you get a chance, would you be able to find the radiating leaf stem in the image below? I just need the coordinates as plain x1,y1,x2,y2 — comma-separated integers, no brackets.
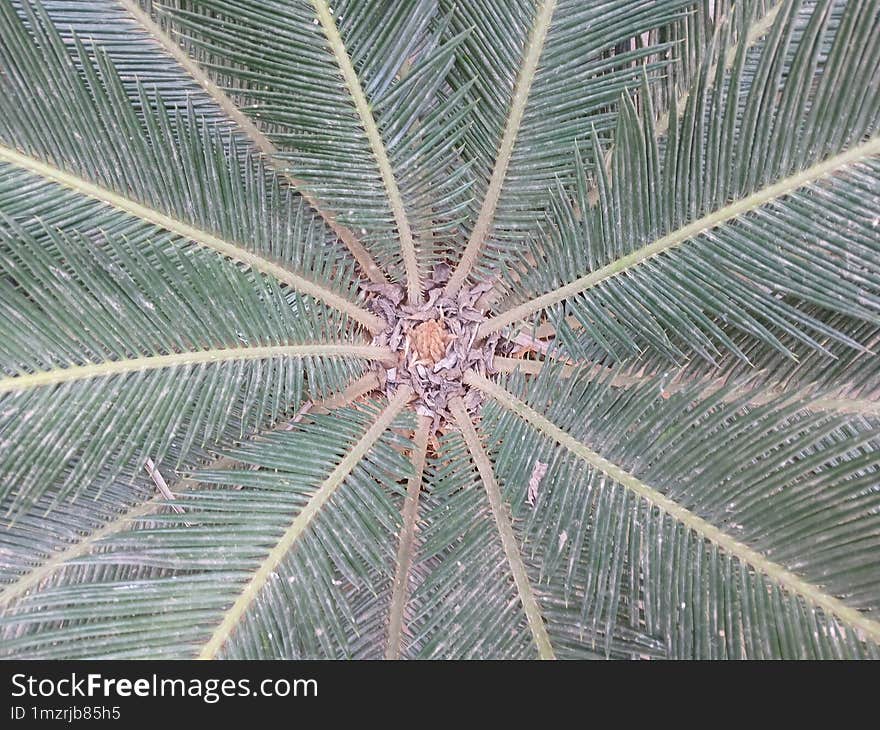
119,0,388,285
493,356,880,417
445,0,558,297
449,397,556,659
311,0,422,303
385,414,431,660
0,145,387,333
466,370,880,645
0,344,393,394
480,134,880,337
198,385,413,659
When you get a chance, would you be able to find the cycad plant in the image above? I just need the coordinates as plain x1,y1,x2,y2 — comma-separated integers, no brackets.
0,0,878,660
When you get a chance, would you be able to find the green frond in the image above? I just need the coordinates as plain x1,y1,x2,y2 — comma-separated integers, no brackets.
466,367,880,658
0,373,383,609
484,0,880,365
407,428,540,658
0,0,381,329
497,309,880,418
0,221,379,513
449,397,555,657
0,399,416,659
153,0,475,292
443,0,695,292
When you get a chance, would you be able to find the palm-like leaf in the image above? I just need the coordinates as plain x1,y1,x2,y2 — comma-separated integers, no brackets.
0,0,878,660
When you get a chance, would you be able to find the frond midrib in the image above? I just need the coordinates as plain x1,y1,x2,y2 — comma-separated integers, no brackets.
0,145,386,333
198,385,413,660
120,0,388,285
445,0,558,297
466,370,880,645
480,134,880,337
493,356,880,417
311,0,421,302
385,414,431,660
449,396,556,659
0,343,393,394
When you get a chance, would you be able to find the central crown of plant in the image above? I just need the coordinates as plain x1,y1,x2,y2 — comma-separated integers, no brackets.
368,264,501,428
